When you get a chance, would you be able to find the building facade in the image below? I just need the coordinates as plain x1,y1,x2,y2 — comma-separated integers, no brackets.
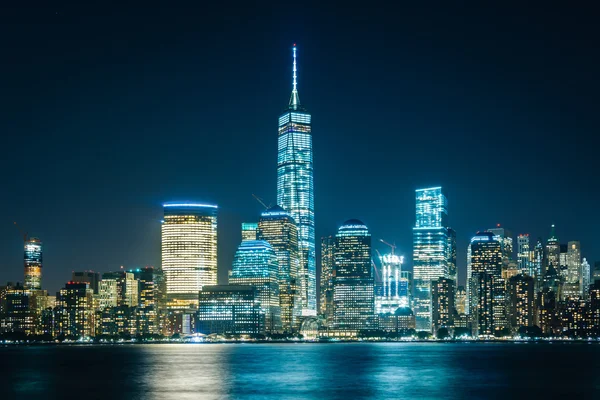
276,45,316,315
320,236,335,325
161,203,218,309
412,187,450,332
24,237,43,290
197,285,263,335
333,220,374,332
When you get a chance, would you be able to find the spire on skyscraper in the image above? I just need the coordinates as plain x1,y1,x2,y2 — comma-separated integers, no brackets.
289,44,301,110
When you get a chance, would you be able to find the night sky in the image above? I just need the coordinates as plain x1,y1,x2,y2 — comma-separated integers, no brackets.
1,4,598,294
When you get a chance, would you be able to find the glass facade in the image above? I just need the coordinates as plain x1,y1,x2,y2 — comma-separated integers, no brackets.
412,187,450,332
241,222,258,241
229,240,281,333
375,253,408,315
257,206,300,333
197,285,263,335
431,277,455,333
277,45,316,316
24,237,43,290
517,234,531,276
320,236,335,325
469,232,504,336
333,220,374,331
545,224,561,277
161,203,218,309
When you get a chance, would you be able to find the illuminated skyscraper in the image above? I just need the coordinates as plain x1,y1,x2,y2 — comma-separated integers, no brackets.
517,234,531,276
564,241,581,299
412,187,450,332
507,274,535,330
431,277,455,334
545,225,560,276
161,203,218,309
277,44,316,315
489,226,513,267
581,258,591,298
320,236,335,325
333,220,374,333
455,285,467,315
447,228,457,281
534,238,544,289
469,232,503,336
229,240,281,333
257,206,300,333
24,237,43,290
375,252,407,315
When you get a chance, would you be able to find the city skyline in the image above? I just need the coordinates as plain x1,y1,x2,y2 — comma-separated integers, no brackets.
1,4,598,294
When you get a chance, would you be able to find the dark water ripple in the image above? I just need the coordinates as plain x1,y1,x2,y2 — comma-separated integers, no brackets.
1,342,599,399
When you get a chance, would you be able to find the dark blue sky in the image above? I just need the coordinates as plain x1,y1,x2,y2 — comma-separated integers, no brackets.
1,3,598,293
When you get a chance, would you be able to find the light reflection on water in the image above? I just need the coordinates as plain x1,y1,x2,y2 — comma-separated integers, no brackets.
1,343,599,399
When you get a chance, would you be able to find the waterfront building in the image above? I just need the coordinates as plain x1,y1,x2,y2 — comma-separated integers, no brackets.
412,187,450,332
277,45,316,316
332,220,374,332
229,240,281,333
517,234,532,276
241,222,258,241
320,236,335,326
161,203,218,309
56,282,95,338
508,274,535,331
590,281,600,337
257,206,300,333
197,285,263,335
0,283,35,334
545,225,561,277
100,271,138,308
469,232,503,336
431,277,455,334
375,253,407,315
378,307,416,334
131,267,157,335
71,271,100,294
24,237,43,290
455,286,467,315
564,241,581,299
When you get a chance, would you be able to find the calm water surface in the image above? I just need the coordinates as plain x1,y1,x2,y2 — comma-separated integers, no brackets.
1,342,599,399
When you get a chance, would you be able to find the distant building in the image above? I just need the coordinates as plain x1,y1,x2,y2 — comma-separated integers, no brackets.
56,282,95,338
447,228,457,281
197,285,263,335
241,222,258,241
455,286,467,315
508,274,535,331
593,261,600,284
71,271,100,294
545,225,560,277
469,232,504,336
489,226,513,268
581,258,591,298
161,203,218,309
257,206,300,333
375,253,407,315
413,187,451,332
563,241,581,299
431,277,455,333
131,267,157,335
229,240,281,333
379,307,416,334
333,220,374,333
320,236,335,326
24,238,43,290
517,234,532,276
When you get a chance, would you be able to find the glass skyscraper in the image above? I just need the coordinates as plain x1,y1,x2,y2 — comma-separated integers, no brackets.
161,203,218,309
257,205,300,333
412,187,450,332
320,236,335,325
24,237,43,290
277,44,316,316
333,220,374,333
229,240,281,333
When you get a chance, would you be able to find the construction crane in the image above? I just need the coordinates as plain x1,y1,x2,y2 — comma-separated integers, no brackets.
379,239,397,255
252,194,271,210
14,221,28,243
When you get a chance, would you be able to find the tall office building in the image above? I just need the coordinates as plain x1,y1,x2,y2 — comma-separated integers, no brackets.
241,223,258,241
229,240,281,333
489,226,513,267
431,277,455,334
507,274,535,330
375,253,407,314
131,267,157,335
581,258,591,298
257,206,300,333
534,238,544,289
276,45,316,316
545,225,560,276
320,236,335,325
447,228,457,281
197,285,263,335
333,220,374,333
413,187,450,332
517,234,532,276
24,237,43,290
161,203,218,309
563,241,581,299
455,286,467,315
469,232,503,336
56,282,95,338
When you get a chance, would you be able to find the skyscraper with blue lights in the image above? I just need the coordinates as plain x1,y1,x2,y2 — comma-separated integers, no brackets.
229,240,281,333
24,237,43,290
277,44,316,315
412,187,450,332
